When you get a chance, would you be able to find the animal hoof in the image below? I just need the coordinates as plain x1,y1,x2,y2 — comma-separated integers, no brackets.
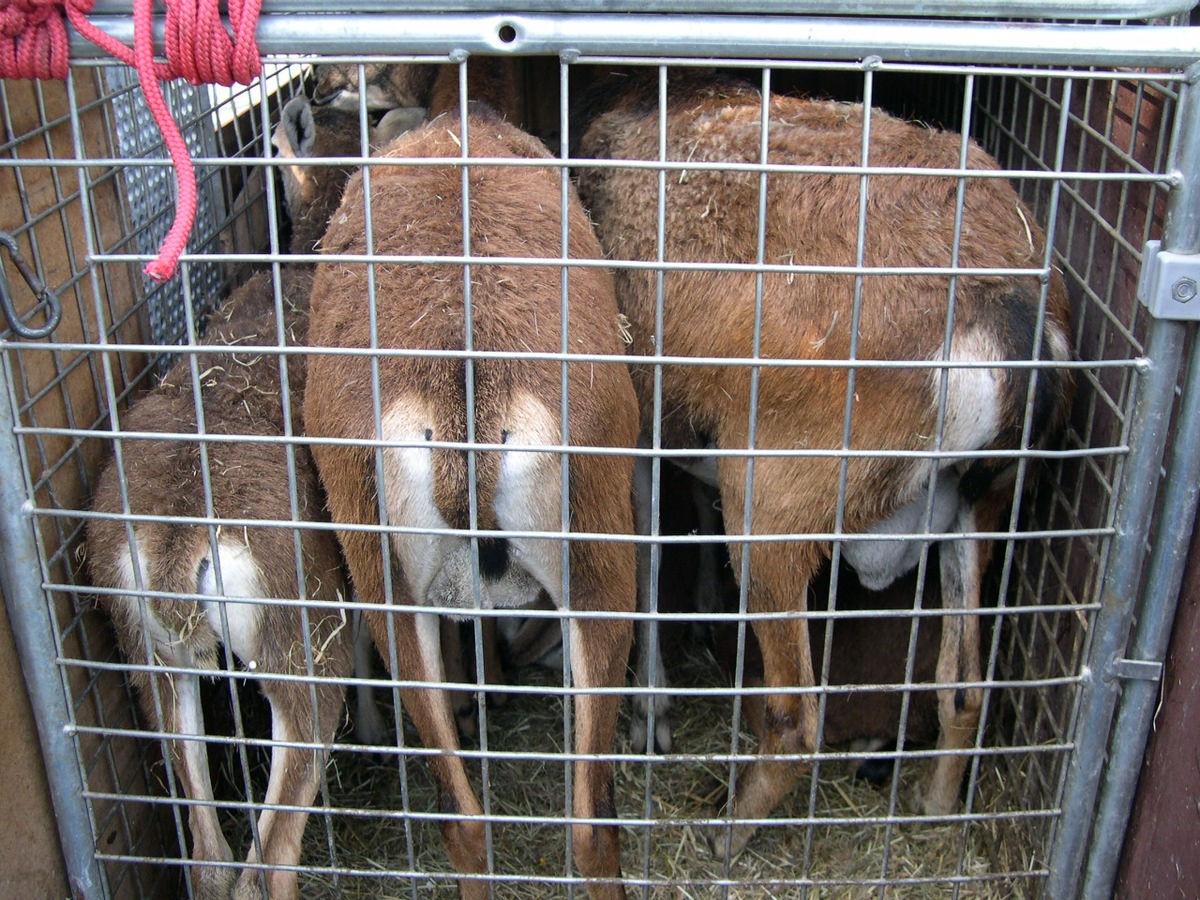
699,778,752,861
910,759,964,817
921,787,960,818
705,820,755,862
629,714,672,755
194,864,237,900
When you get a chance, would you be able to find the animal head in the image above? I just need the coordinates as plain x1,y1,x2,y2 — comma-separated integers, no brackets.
312,60,521,128
271,96,425,253
312,63,439,112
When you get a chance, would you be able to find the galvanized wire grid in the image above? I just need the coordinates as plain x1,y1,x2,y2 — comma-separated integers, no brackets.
0,46,1181,899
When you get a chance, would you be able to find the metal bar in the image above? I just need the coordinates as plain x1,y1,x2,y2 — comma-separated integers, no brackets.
7,15,1191,895
0,359,105,899
1078,70,1200,900
68,15,1200,69
1046,316,1185,898
1047,65,1200,900
84,0,1200,21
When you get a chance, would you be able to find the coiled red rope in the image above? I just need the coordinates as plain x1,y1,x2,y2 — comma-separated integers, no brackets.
0,0,262,281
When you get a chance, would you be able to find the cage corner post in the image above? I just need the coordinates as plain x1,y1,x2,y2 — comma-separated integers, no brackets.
1047,59,1200,900
0,359,105,900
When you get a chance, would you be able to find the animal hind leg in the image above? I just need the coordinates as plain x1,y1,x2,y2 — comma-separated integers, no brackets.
232,670,347,900
920,504,984,816
372,608,490,899
441,616,479,740
351,605,388,746
691,477,724,622
156,669,237,899
479,617,507,711
631,455,672,754
712,539,821,862
568,606,633,900
442,616,506,741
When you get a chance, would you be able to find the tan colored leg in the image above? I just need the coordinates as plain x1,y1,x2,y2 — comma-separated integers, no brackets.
568,615,632,900
920,506,984,816
711,540,820,861
233,678,346,900
158,671,237,899
372,609,490,899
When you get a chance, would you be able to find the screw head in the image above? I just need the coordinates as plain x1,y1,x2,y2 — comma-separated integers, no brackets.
1172,277,1197,303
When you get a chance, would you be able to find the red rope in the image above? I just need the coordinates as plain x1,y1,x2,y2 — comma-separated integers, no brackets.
0,0,76,82
0,0,263,282
166,0,261,87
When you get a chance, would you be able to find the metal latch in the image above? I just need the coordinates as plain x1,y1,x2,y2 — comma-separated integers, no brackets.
1138,240,1200,321
0,231,62,340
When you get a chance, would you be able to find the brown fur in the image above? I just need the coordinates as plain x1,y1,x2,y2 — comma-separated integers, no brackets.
427,57,520,121
314,62,439,111
83,101,396,899
305,107,637,899
272,102,410,255
576,72,1073,856
313,58,520,123
304,61,525,739
87,271,349,900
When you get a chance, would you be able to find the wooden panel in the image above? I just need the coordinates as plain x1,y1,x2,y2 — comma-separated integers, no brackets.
1,68,167,898
1115,524,1200,898
0,587,69,900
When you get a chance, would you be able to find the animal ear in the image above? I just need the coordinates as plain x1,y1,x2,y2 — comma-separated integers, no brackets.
311,63,343,107
281,96,317,158
372,106,427,150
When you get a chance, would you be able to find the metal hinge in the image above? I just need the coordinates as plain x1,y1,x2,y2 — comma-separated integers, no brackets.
1138,240,1200,321
1113,658,1163,682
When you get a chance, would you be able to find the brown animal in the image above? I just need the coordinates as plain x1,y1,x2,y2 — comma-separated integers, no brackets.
638,463,943,783
576,72,1073,857
634,459,959,757
720,553,944,785
305,106,638,899
308,60,525,742
272,95,446,750
272,96,426,254
84,101,415,900
313,58,519,124
86,279,347,900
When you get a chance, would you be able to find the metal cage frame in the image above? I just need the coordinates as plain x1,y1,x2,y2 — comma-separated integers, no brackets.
3,11,1200,900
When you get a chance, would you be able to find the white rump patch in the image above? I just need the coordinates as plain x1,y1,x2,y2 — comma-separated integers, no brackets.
491,392,564,606
934,329,1003,455
111,534,179,661
109,533,264,667
199,541,266,666
380,400,450,607
381,392,563,615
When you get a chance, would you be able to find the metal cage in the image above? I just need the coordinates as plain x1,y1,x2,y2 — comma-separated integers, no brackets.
3,9,1200,900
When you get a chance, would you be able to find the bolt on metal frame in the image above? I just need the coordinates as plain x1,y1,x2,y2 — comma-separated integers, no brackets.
1,9,1198,899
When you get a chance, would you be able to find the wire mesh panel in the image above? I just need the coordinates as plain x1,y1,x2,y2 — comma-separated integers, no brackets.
0,17,1196,900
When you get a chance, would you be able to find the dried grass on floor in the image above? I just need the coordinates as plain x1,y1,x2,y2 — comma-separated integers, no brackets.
286,635,1031,899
